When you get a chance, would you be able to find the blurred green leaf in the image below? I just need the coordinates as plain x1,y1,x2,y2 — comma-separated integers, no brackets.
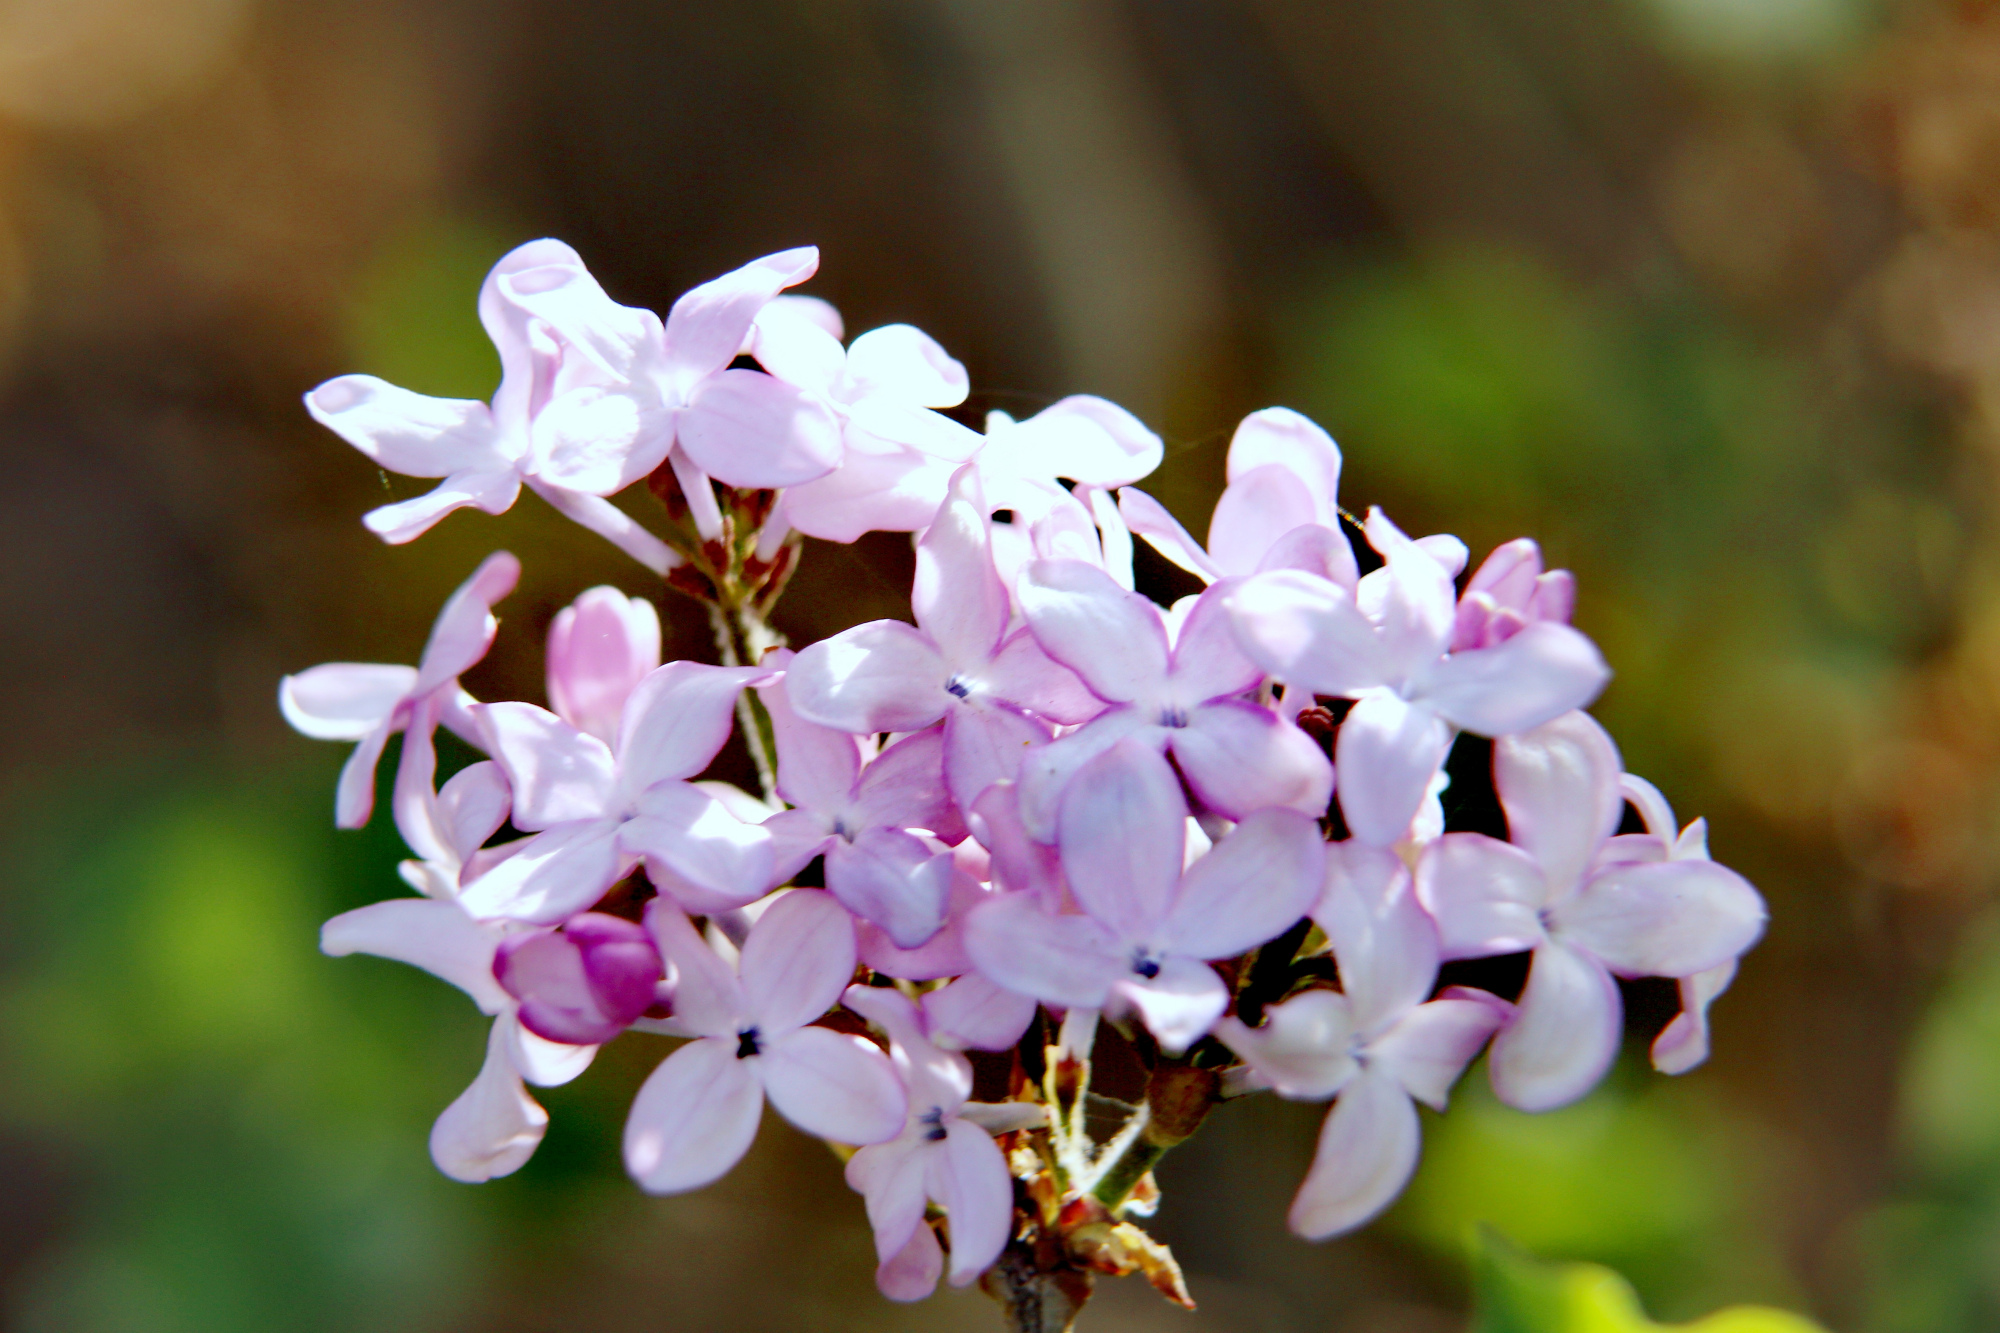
1474,1230,1827,1333
339,213,513,399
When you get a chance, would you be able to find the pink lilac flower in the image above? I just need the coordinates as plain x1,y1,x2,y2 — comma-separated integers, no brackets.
978,397,1161,595
321,897,595,1181
841,984,1041,1300
457,662,777,923
280,550,520,829
785,465,1098,810
494,912,665,1045
1451,538,1577,652
1226,509,1609,846
1619,772,1738,1075
1120,407,1359,589
624,891,907,1193
965,739,1324,1053
545,586,662,745
1012,561,1333,840
756,660,964,947
1216,841,1511,1237
1415,710,1766,1111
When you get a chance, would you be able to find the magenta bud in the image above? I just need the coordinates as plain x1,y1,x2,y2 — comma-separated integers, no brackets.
495,912,664,1045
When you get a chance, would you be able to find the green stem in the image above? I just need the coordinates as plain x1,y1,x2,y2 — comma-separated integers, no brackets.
707,601,782,804
1087,1062,1219,1213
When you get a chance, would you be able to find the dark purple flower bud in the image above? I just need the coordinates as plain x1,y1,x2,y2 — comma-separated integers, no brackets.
495,912,663,1045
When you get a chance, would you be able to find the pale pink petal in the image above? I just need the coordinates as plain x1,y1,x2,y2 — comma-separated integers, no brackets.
527,482,677,574
1415,533,1469,579
1224,408,1342,517
505,1015,597,1087
624,1037,765,1193
1109,956,1229,1054
474,702,615,829
1256,524,1359,589
437,761,512,866
1057,739,1187,939
1213,988,1358,1099
497,913,661,1045
622,781,775,912
1028,395,1164,486
1085,483,1135,590
361,471,522,544
334,717,397,830
780,446,955,542
979,629,1102,724
644,900,745,1038
679,369,843,488
456,819,626,924
1288,1066,1421,1239
788,621,949,734
1359,511,1456,684
739,888,858,1034
1369,991,1511,1109
320,898,509,1013
1166,581,1264,703
1161,807,1324,961
478,238,579,426
1619,772,1681,847
1225,570,1389,696
745,295,844,395
1017,559,1170,705
1651,961,1736,1075
411,550,520,694
430,1017,547,1183
1554,860,1766,978
876,1221,944,1302
967,781,1067,910
921,973,1038,1052
1488,940,1621,1112
1208,463,1319,576
498,258,659,381
913,465,1010,667
547,586,661,745
848,397,984,460
1414,833,1549,959
961,894,1125,1010
765,807,836,886
1335,692,1452,848
1171,699,1333,823
846,323,970,408
1119,486,1221,582
305,375,506,477
847,1138,930,1263
1493,710,1624,898
850,727,956,837
828,830,955,949
1422,623,1610,737
663,246,820,382
940,1119,1014,1285
530,384,674,495
757,667,862,814
1315,842,1438,1032
857,867,979,979
280,663,416,740
760,1025,908,1144
616,662,773,791
987,704,1137,841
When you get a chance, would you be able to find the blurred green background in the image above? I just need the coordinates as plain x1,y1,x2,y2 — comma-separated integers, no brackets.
4,0,2000,1328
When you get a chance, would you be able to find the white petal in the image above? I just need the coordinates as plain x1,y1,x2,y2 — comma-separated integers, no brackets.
321,898,508,1013
279,663,415,740
430,1017,547,1183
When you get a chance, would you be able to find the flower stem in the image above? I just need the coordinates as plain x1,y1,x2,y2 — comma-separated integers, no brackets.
1087,1062,1219,1213
706,600,783,804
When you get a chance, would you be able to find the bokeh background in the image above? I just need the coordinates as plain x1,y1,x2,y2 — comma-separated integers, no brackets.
7,0,2000,1329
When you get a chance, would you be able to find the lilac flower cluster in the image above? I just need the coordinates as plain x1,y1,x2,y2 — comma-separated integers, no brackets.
286,242,1766,1317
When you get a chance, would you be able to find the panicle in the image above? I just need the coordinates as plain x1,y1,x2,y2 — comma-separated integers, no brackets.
284,237,1768,1323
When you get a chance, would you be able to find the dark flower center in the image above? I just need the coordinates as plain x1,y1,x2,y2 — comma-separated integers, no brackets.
735,1026,762,1059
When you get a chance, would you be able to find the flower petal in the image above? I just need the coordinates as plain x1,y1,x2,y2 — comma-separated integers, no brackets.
851,727,956,837
474,702,615,829
760,1025,908,1145
1109,956,1229,1055
623,781,775,914
305,375,506,477
1224,407,1342,519
1213,988,1358,1099
547,586,662,745
1651,961,1736,1075
279,663,415,741
876,1220,944,1303
1414,833,1548,959
1119,486,1220,583
1335,692,1452,848
624,1037,766,1193
1017,559,1171,705
921,972,1039,1052
788,621,949,734
1315,842,1438,1033
962,894,1125,1010
456,819,627,924
1010,706,1151,843
334,717,397,830
757,667,862,814
430,1017,547,1183
1058,739,1187,940
1207,463,1319,577
739,888,858,1034
1161,807,1324,962
644,899,745,1037
828,830,955,949
1488,940,1621,1112
940,1119,1014,1285
679,368,843,488
1422,623,1610,736
1171,699,1333,824
848,1139,930,1264
1287,1066,1421,1239
1369,991,1511,1109
616,662,772,792
663,246,820,381
321,897,509,1013
1554,859,1766,978
1493,710,1624,899
1225,570,1388,696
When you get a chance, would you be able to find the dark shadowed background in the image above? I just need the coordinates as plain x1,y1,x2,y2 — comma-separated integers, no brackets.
6,1,2000,1329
